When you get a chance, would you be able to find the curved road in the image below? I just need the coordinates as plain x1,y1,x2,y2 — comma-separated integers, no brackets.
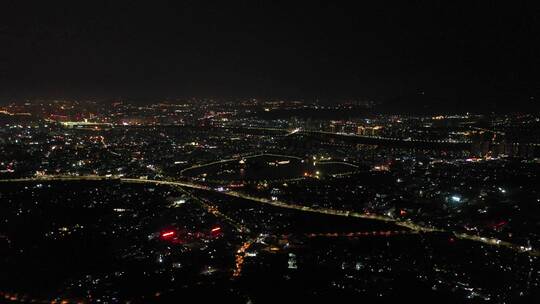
0,175,537,256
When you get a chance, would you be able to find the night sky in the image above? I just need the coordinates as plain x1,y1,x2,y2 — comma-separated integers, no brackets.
1,1,540,106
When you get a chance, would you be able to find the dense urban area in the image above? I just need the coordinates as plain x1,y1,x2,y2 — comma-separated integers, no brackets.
1,99,539,303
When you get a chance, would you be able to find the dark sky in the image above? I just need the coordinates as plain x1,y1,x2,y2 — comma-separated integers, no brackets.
1,1,540,105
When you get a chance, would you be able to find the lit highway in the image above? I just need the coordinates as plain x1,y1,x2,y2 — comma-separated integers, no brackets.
0,175,538,257
178,187,250,234
233,240,255,278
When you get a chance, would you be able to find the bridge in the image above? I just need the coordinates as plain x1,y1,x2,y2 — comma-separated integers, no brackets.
211,126,472,151
302,130,472,150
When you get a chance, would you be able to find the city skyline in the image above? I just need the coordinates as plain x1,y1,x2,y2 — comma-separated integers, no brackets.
1,2,539,303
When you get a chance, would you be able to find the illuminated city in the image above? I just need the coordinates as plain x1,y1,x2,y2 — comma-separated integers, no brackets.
1,2,540,303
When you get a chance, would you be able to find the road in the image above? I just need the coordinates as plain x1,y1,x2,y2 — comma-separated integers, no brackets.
179,152,303,176
0,175,538,256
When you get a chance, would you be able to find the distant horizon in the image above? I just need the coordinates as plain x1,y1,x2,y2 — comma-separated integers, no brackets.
1,93,538,115
2,2,539,111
